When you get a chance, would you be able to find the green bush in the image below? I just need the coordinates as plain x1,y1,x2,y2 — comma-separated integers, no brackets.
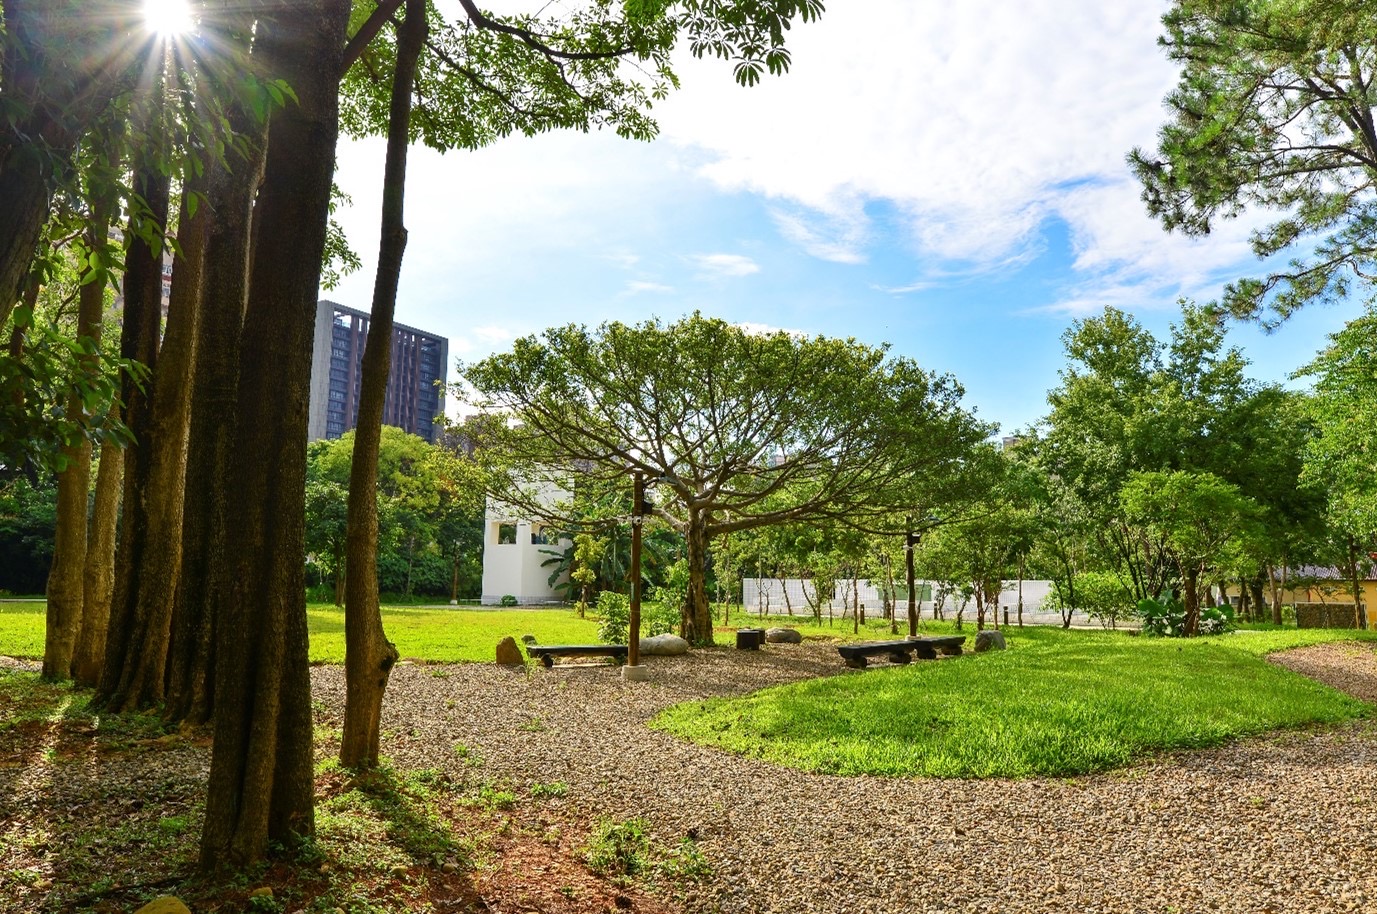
584,818,651,877
499,594,518,607
596,592,630,643
1138,596,1185,636
1046,571,1136,627
1139,595,1235,636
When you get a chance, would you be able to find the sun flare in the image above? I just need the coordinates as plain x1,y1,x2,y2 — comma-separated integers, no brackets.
143,0,193,36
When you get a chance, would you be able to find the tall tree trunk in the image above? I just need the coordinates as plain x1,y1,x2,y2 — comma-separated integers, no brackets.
99,179,205,713
1249,577,1266,626
42,204,110,679
95,159,169,707
166,77,267,727
73,433,123,687
1183,566,1201,636
340,0,425,770
1269,562,1285,625
681,509,713,644
200,0,349,868
1348,537,1366,629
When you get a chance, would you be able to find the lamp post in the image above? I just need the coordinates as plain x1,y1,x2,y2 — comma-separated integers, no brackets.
624,471,651,681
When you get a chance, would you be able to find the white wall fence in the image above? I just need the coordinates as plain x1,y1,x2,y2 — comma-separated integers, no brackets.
738,578,1091,626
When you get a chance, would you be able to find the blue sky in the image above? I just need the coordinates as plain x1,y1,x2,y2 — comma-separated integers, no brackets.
326,0,1362,435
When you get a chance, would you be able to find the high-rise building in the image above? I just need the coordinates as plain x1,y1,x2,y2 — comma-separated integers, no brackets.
308,300,449,444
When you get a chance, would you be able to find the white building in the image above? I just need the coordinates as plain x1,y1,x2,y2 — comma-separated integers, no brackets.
480,488,570,605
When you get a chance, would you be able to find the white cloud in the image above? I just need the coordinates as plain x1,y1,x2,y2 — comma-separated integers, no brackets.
736,321,809,338
472,325,516,343
623,280,674,295
690,253,761,279
1037,179,1265,315
651,1,1259,302
769,203,868,264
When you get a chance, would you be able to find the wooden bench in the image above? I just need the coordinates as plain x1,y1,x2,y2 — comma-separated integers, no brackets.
836,636,966,669
525,644,628,668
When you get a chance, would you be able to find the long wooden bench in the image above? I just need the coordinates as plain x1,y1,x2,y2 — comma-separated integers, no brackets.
525,643,628,668
836,636,966,669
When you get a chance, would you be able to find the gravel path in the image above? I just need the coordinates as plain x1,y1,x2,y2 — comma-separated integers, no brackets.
308,640,1377,914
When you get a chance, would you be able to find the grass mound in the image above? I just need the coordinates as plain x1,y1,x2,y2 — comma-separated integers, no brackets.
651,627,1376,778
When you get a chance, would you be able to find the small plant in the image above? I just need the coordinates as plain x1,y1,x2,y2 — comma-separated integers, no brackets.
247,892,283,913
530,780,569,799
518,716,546,732
156,816,189,836
584,817,650,877
596,592,630,643
1138,596,1186,637
499,594,519,607
476,785,517,810
1200,603,1236,635
659,837,712,881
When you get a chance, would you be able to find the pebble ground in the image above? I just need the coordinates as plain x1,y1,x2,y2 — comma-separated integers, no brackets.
308,639,1377,914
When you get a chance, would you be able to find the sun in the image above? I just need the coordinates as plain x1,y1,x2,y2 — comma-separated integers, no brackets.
143,0,194,36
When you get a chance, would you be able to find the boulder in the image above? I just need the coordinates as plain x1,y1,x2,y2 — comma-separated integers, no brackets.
639,633,690,656
495,636,524,666
765,627,802,644
520,634,537,645
134,898,192,914
974,630,1007,653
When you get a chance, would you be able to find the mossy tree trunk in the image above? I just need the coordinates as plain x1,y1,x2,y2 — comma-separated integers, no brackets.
73,431,122,688
42,198,111,680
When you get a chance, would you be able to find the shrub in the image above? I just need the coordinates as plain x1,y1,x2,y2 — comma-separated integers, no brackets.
584,818,651,877
1046,571,1137,628
596,592,630,643
1138,596,1186,637
1139,595,1236,636
499,594,518,607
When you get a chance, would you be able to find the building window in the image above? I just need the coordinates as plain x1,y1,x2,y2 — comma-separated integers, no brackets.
530,524,549,545
496,523,517,545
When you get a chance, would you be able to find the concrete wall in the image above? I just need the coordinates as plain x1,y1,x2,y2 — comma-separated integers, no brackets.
480,487,571,604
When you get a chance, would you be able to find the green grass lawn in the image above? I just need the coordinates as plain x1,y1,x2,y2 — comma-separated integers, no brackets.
0,601,606,663
650,625,1377,779
0,600,891,663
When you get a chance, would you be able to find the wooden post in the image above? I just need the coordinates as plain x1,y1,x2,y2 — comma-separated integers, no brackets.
906,516,918,638
628,471,644,667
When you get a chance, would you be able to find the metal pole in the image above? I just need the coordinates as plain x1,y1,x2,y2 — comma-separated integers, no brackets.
628,471,644,667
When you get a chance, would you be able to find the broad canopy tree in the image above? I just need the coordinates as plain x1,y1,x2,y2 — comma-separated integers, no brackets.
463,313,990,643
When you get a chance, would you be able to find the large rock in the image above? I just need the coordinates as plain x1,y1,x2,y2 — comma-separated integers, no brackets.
765,627,802,644
134,899,191,914
639,633,690,656
974,630,1007,653
495,636,524,666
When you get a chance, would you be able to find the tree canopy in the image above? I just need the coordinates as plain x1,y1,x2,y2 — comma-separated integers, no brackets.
1130,0,1377,325
463,312,992,642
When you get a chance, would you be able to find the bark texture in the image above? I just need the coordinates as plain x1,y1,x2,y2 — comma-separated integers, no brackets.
199,0,349,868
95,162,169,707
166,108,265,727
681,510,713,644
73,432,123,687
340,0,426,769
102,185,205,712
41,250,106,678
